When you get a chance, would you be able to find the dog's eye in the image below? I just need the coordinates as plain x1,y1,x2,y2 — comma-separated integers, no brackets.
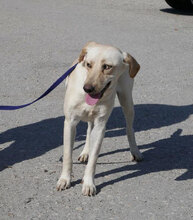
103,64,112,70
86,62,92,68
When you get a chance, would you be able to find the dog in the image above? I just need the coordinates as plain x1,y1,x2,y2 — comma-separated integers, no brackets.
56,42,143,196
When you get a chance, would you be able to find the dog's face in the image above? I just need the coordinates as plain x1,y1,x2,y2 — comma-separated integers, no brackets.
79,42,140,104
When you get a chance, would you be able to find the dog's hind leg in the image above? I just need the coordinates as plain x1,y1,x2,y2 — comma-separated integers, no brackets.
117,74,143,162
78,122,93,163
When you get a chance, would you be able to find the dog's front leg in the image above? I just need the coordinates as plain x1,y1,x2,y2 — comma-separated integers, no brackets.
82,121,106,196
57,118,78,191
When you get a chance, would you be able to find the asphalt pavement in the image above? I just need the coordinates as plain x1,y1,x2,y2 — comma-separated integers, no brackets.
0,0,193,219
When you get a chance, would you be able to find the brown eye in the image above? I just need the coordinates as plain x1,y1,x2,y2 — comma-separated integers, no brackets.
103,64,112,70
87,62,92,68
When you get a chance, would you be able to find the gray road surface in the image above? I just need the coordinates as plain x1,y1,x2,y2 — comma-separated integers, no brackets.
0,0,193,219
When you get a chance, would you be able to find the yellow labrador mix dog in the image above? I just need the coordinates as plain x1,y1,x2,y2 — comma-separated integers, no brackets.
57,42,143,196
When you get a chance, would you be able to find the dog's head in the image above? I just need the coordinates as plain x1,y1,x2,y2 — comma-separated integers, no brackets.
79,42,140,105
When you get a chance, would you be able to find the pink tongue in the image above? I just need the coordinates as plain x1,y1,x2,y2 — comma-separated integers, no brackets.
85,94,100,106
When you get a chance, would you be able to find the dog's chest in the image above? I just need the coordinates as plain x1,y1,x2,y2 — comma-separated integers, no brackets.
75,104,100,121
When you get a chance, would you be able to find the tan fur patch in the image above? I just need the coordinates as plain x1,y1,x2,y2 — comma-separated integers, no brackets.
123,53,140,78
78,42,98,63
79,48,87,62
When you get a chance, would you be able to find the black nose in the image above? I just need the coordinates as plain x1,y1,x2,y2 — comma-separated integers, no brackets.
83,84,95,93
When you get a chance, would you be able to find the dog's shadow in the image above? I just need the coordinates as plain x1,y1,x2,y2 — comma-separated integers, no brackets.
0,104,193,187
96,129,193,192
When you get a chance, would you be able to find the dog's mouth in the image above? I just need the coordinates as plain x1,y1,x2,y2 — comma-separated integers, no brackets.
85,81,111,106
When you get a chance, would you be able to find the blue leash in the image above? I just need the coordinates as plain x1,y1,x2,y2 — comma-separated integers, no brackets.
0,63,78,110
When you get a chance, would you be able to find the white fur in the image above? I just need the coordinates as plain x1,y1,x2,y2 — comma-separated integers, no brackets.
56,43,143,196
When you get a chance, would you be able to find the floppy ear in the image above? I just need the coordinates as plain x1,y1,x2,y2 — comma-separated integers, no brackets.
78,41,97,63
123,52,140,78
78,47,87,62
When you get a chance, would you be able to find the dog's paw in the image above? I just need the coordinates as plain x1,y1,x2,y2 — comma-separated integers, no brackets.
56,177,71,191
131,151,143,162
82,183,96,196
78,153,89,163
82,178,96,196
